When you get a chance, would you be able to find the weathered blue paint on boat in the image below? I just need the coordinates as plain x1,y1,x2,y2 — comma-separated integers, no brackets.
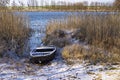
30,46,56,63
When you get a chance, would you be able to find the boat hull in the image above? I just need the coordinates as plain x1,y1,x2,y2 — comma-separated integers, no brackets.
30,51,56,63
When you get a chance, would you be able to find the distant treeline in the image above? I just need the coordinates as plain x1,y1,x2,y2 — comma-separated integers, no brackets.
42,5,113,11
0,0,120,11
40,1,118,11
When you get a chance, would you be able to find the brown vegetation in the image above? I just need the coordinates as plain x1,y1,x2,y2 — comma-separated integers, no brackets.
0,8,31,57
44,13,120,64
43,29,71,48
62,44,85,61
46,16,81,35
45,14,120,50
114,0,120,10
62,44,120,64
75,14,120,50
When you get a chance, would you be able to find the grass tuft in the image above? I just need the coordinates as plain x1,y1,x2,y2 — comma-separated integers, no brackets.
0,9,31,57
44,12,120,64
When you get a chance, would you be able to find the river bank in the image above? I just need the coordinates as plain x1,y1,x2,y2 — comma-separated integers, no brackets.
0,11,120,80
0,57,120,80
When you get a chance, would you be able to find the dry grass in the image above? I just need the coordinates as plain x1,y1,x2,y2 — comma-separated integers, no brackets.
45,12,120,64
62,44,120,64
44,15,81,47
0,9,31,57
62,44,85,60
87,47,120,64
46,15,81,35
43,29,71,47
45,13,120,50
78,14,120,49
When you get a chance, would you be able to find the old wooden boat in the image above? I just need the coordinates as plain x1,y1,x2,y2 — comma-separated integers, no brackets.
30,46,56,63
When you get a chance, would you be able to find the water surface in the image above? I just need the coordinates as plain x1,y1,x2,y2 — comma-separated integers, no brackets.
26,12,74,50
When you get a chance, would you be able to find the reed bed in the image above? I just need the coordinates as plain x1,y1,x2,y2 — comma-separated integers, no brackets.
62,44,120,64
44,12,120,64
0,9,31,57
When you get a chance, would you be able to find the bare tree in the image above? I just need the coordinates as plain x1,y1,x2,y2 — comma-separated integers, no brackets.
18,0,25,6
114,0,120,10
83,1,88,6
0,0,10,6
27,0,38,9
12,1,17,7
11,1,17,10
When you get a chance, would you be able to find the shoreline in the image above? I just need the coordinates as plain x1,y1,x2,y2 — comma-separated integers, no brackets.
0,57,120,80
0,8,116,12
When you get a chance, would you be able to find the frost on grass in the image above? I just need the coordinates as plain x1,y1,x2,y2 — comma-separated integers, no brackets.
0,57,120,80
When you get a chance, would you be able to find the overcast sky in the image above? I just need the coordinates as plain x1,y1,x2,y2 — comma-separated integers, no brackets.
9,0,115,6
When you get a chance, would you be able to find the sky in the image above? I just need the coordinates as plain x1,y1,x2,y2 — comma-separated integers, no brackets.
9,0,115,6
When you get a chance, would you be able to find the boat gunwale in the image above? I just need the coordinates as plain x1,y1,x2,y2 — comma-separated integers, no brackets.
30,46,56,57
